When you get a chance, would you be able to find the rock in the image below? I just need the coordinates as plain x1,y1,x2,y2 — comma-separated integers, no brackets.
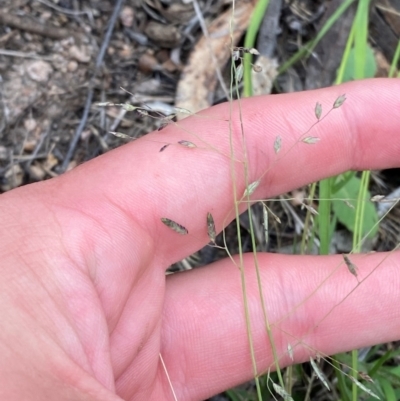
26,60,53,82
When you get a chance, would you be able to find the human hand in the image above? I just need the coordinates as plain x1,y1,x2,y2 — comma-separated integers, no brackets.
0,79,399,401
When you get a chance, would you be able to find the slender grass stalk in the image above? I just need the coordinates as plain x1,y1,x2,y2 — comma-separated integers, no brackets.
350,2,371,398
228,3,262,399
318,177,333,255
242,0,270,97
301,183,317,253
336,22,356,83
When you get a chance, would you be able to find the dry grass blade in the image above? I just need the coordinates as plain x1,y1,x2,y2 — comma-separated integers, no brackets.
349,376,380,400
161,218,188,235
309,357,330,391
272,382,294,401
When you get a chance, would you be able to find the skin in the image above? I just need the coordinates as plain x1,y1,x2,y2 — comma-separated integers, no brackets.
0,78,399,401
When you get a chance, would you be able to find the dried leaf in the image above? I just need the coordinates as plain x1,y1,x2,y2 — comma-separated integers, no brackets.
243,180,260,197
302,136,320,144
272,382,294,401
235,62,244,82
371,195,385,202
315,102,322,120
159,144,170,152
207,212,216,243
178,140,197,148
274,135,282,154
333,94,346,108
349,376,380,400
310,357,330,391
161,218,188,235
109,131,131,139
343,254,358,279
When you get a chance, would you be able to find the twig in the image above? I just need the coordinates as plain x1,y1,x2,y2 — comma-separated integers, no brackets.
61,0,125,172
0,49,54,61
36,0,90,17
0,12,75,40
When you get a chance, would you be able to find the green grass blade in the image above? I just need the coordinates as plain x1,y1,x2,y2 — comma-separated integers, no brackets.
242,0,270,97
278,0,355,75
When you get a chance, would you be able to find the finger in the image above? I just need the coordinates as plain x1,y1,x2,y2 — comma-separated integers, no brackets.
48,78,400,268
158,250,400,401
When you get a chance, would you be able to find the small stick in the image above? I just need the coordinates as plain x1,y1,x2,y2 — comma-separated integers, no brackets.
0,12,76,40
61,0,125,172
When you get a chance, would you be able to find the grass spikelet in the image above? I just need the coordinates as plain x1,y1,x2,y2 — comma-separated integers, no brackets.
178,140,197,148
272,382,294,401
243,180,260,197
343,254,358,279
207,212,216,243
274,135,282,154
161,218,188,235
302,136,320,144
315,102,322,120
333,94,346,108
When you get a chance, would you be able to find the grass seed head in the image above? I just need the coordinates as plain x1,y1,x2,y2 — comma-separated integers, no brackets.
315,102,322,120
243,180,260,197
177,140,197,148
235,62,244,82
207,212,216,243
302,136,320,144
333,94,346,108
343,254,358,278
159,144,170,152
161,218,188,235
274,135,282,153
